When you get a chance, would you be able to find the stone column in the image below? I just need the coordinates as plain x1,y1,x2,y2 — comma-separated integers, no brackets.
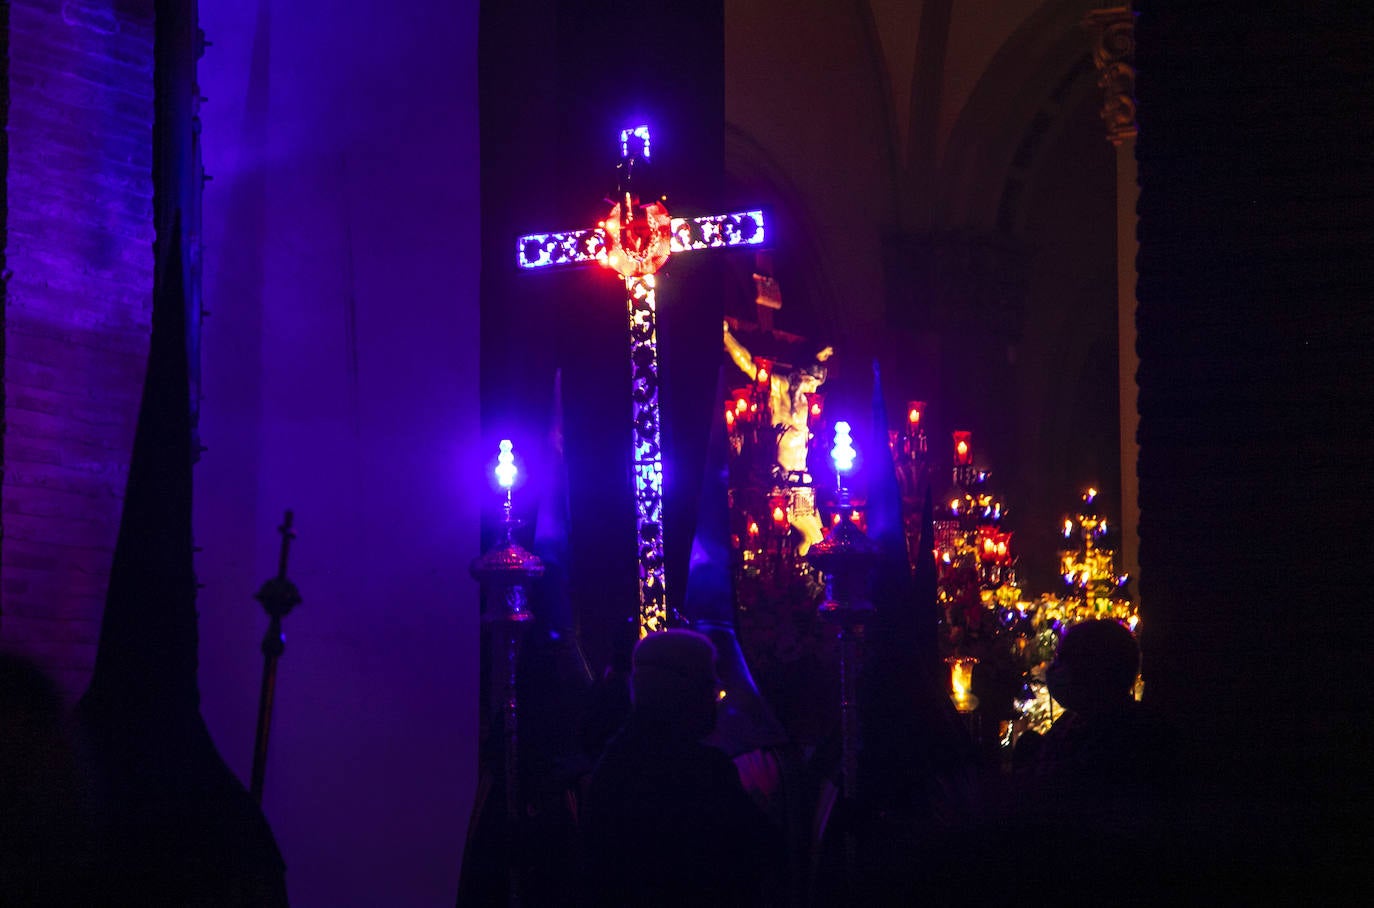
1084,6,1140,598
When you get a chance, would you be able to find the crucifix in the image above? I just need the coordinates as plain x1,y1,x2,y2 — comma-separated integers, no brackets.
517,124,766,636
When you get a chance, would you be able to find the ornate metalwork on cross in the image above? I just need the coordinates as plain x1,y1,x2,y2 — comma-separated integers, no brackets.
517,125,767,636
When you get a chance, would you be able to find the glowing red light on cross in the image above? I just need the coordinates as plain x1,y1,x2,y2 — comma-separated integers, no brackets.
754,357,773,385
600,199,673,277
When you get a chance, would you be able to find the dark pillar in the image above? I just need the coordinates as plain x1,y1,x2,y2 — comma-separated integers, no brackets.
1135,0,1374,885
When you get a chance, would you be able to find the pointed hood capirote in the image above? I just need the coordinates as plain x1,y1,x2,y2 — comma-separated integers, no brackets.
864,359,913,613
74,214,287,903
533,369,584,651
688,366,787,755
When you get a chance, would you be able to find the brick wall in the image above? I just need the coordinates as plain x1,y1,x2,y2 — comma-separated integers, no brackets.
1,0,156,697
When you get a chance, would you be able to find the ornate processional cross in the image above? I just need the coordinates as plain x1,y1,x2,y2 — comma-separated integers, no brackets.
517,125,766,635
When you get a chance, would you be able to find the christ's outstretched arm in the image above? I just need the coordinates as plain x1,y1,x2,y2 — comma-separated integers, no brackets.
723,321,756,378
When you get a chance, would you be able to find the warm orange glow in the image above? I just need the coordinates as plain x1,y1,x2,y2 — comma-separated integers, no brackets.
946,656,979,713
724,410,735,427
908,408,920,424
757,368,769,382
811,403,821,416
951,661,973,695
735,398,748,414
956,441,968,456
950,499,960,512
747,521,760,537
772,506,786,525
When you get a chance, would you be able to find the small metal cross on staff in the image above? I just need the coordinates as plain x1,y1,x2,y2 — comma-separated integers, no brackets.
517,124,767,635
251,509,302,803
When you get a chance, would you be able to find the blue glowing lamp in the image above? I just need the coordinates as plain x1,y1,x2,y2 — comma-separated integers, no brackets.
831,421,857,475
495,439,518,490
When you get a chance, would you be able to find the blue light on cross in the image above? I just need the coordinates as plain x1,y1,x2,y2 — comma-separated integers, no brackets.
516,125,766,636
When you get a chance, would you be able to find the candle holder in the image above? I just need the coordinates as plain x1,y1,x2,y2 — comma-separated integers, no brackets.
946,655,980,714
807,423,879,801
807,421,880,889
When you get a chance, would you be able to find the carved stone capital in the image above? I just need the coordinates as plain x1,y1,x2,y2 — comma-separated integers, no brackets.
1083,7,1138,146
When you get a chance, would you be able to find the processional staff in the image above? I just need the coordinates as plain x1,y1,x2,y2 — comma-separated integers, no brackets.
806,424,879,891
470,441,541,908
252,510,303,804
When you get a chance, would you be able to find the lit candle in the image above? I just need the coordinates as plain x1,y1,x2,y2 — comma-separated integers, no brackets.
906,400,925,431
946,656,980,713
953,431,973,466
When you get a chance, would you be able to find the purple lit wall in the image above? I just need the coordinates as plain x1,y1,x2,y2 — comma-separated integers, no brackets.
195,2,480,905
0,0,155,698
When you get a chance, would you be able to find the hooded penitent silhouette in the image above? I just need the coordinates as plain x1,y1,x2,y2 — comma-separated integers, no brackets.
73,213,288,904
858,361,972,818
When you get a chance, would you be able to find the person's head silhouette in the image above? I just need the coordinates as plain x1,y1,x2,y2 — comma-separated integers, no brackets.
630,629,721,740
1046,619,1139,717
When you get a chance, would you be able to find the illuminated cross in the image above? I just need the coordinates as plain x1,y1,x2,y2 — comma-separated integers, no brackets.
517,124,766,636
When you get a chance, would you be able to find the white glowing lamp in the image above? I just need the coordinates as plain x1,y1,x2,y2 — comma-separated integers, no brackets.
831,421,856,474
495,439,518,489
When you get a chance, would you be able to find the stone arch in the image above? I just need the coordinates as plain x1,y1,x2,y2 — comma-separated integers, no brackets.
935,0,1104,233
